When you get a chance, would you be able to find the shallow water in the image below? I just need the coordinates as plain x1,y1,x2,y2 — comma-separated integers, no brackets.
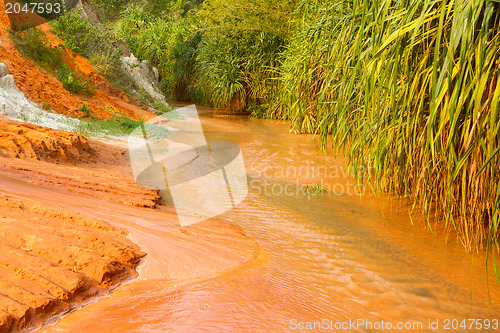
41,109,500,332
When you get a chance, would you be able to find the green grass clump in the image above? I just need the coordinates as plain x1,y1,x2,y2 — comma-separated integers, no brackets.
90,0,131,21
10,24,98,97
78,103,94,118
152,101,173,116
10,27,64,75
10,26,96,96
51,10,116,59
51,10,121,77
248,102,268,119
57,67,95,96
42,102,53,112
305,181,327,195
76,115,144,137
177,2,288,111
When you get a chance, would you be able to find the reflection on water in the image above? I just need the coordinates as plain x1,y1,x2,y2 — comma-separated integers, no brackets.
43,109,500,332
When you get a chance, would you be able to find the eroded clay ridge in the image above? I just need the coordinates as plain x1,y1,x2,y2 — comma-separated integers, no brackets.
0,193,146,333
0,119,94,162
0,119,162,208
0,120,164,332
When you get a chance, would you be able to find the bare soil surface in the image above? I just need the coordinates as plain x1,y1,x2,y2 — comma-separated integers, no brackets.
0,120,152,332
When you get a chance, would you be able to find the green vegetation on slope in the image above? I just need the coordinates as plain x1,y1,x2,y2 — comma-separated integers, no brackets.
10,26,96,96
9,27,62,74
273,0,500,257
50,10,135,94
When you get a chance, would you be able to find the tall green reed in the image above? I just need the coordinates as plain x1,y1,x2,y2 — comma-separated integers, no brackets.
115,0,500,261
274,0,500,256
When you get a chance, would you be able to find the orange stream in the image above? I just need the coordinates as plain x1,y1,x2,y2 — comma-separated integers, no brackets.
39,110,500,332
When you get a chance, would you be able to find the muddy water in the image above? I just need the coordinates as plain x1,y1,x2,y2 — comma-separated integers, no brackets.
42,110,500,332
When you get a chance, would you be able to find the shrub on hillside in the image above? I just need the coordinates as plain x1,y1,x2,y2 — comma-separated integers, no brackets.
51,10,94,57
51,9,149,104
57,66,95,96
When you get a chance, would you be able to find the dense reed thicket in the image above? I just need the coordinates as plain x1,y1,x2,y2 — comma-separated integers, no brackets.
272,0,500,256
113,0,292,111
